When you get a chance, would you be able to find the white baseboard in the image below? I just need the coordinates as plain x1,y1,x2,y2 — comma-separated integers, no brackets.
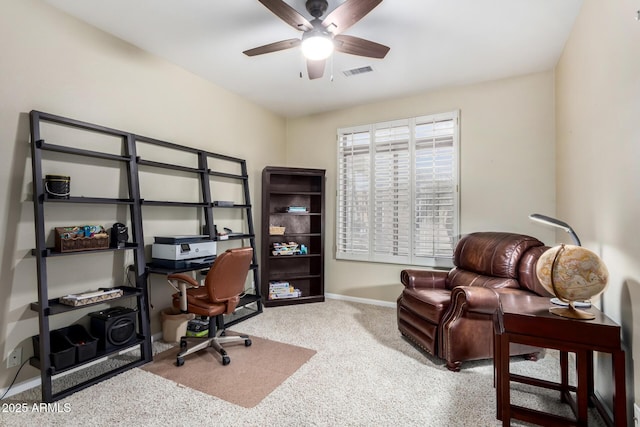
0,374,41,399
325,293,396,308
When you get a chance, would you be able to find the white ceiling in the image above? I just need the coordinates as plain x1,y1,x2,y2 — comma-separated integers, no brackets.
44,0,583,118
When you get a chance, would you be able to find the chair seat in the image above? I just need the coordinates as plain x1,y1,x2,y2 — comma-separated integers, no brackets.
401,288,452,325
172,287,227,317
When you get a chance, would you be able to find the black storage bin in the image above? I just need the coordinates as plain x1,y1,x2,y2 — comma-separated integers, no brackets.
32,330,75,370
63,324,98,362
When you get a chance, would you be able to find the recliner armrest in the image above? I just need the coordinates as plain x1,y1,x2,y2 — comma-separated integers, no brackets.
492,287,552,312
449,286,501,315
401,269,448,289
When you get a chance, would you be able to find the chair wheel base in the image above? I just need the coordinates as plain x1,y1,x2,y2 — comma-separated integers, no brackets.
245,338,252,347
222,355,230,365
176,357,185,367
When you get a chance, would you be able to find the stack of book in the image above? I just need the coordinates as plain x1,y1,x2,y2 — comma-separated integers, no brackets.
287,206,307,213
59,288,123,306
272,242,300,255
268,281,302,300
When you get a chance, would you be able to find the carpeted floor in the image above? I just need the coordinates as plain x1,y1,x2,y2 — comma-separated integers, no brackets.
3,299,606,426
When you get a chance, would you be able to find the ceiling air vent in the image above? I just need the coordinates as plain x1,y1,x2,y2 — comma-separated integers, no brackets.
342,66,373,77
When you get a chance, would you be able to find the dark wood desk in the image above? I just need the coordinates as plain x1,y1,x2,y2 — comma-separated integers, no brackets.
493,296,626,427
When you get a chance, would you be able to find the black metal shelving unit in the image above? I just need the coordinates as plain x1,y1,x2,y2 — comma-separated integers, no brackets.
29,111,153,403
29,110,262,402
137,133,262,328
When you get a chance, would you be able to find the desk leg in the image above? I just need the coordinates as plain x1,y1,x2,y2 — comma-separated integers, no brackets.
498,333,511,426
576,350,589,426
613,350,627,427
560,351,569,403
494,329,502,420
586,350,594,406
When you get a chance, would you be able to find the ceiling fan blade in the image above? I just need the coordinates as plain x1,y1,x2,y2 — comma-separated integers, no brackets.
333,34,389,59
243,38,301,56
322,0,383,34
307,59,326,80
258,0,313,32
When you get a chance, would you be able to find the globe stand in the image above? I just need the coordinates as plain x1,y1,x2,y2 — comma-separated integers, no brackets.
549,301,596,320
550,297,591,308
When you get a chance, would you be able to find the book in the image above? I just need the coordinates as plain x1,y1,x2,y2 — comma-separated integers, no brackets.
269,289,302,299
287,206,307,212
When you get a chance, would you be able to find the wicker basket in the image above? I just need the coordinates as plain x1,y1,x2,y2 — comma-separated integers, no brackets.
54,226,109,253
269,226,286,235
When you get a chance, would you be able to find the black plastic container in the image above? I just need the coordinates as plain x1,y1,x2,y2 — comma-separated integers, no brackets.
63,324,98,362
32,324,98,370
32,330,75,370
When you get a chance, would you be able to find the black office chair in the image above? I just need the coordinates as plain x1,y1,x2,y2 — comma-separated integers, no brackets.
167,247,253,366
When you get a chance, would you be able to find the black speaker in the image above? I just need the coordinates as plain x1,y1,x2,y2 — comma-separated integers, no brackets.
88,307,137,352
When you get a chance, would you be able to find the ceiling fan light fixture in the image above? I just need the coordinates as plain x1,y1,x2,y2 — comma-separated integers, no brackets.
301,32,334,60
245,0,390,79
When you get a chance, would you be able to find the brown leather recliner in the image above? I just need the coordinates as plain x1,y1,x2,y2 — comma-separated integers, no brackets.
397,232,553,371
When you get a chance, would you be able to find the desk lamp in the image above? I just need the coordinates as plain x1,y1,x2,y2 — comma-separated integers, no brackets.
529,213,581,246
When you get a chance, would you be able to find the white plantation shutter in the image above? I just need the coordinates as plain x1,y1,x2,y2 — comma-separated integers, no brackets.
337,111,459,267
373,121,411,263
413,113,458,264
337,127,371,260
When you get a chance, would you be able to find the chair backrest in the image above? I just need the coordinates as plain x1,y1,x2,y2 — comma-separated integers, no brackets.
454,232,544,277
517,245,554,297
447,232,545,291
204,247,253,303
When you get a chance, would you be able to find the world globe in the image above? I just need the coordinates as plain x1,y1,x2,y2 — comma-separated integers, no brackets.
536,244,609,319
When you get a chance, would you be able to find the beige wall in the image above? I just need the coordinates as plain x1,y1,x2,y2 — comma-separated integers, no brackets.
286,72,557,302
0,0,286,390
555,0,640,415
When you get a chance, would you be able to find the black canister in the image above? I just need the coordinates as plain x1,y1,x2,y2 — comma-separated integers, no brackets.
44,175,70,199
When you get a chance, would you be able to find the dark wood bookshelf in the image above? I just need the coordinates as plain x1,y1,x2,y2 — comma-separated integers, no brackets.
261,167,325,307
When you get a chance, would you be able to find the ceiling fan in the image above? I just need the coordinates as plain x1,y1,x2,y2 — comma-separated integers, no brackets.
243,0,390,80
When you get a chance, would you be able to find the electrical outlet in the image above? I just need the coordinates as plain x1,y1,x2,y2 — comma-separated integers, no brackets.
7,347,21,368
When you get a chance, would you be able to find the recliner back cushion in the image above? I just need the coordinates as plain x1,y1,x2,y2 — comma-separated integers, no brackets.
518,245,554,297
447,268,519,290
453,232,544,279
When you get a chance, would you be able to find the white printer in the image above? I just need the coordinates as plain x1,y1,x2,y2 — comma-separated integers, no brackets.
152,235,216,268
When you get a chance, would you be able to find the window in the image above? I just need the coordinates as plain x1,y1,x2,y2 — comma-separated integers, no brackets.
336,111,459,267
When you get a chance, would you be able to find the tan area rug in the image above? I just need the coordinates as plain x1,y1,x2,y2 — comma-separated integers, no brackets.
141,333,316,408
